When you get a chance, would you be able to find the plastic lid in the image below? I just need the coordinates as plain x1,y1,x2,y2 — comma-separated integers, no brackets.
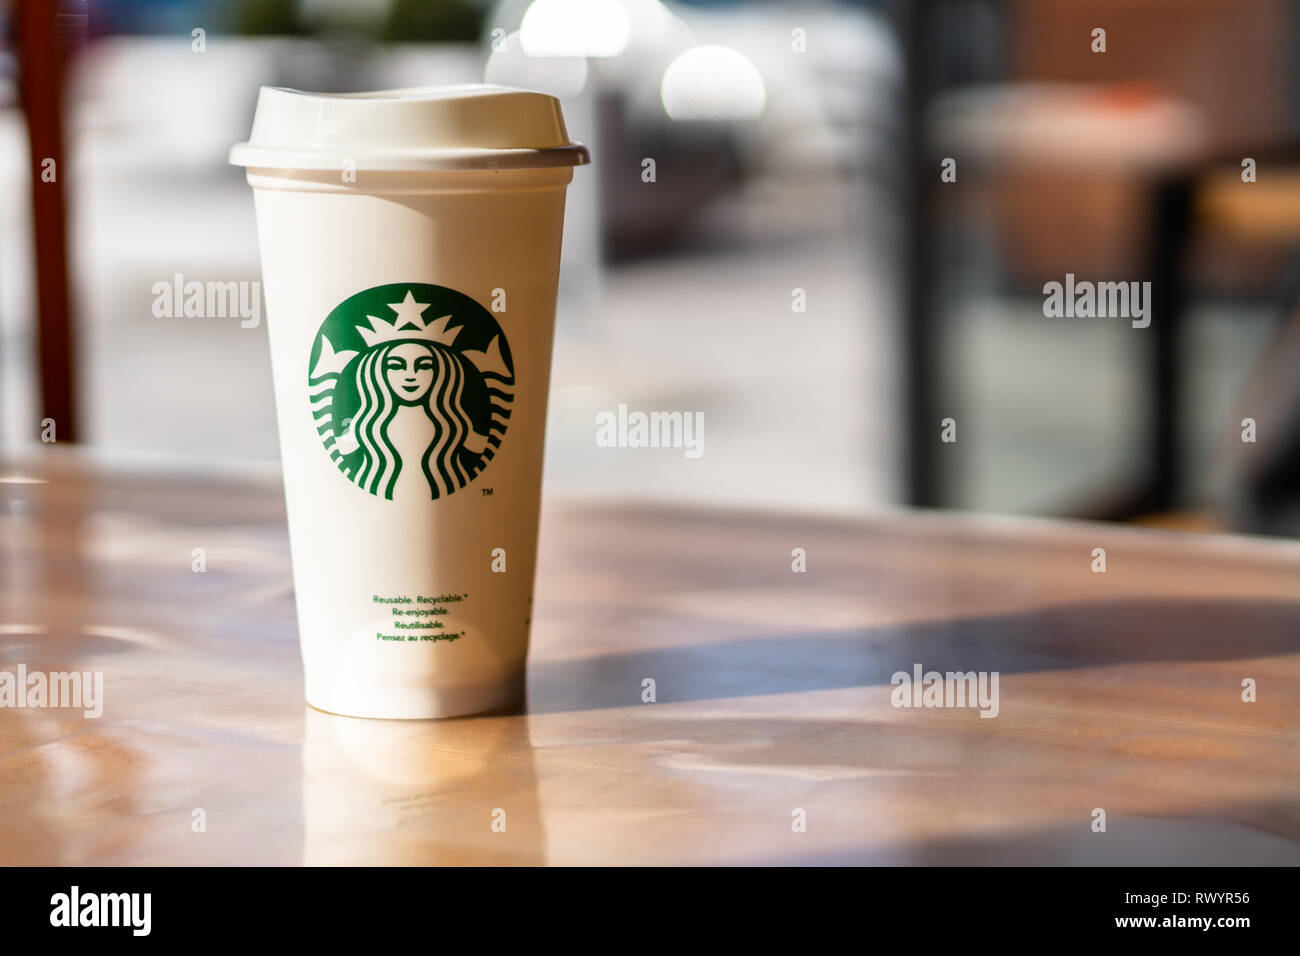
229,84,590,172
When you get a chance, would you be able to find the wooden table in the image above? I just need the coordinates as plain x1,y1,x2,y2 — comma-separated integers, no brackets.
2,450,1298,865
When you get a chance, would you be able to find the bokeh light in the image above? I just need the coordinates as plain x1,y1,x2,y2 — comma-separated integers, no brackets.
519,0,631,58
660,44,767,121
485,30,589,98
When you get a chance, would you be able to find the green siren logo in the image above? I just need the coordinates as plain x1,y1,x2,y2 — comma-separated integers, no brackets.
308,283,513,500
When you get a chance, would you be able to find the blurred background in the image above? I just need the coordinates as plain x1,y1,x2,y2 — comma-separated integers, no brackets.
3,0,1300,534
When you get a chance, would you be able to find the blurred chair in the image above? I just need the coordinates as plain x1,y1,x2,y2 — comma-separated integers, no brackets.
1224,284,1300,537
12,0,82,441
1184,149,1300,536
894,0,1297,519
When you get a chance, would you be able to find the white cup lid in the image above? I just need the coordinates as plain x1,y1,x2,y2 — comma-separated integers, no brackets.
229,84,590,172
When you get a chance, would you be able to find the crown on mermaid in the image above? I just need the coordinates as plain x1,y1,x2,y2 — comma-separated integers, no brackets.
311,288,511,380
358,290,459,348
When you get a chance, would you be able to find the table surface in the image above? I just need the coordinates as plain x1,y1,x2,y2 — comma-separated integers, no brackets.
2,451,1299,865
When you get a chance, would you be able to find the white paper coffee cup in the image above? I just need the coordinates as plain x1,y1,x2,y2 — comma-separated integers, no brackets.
230,85,588,718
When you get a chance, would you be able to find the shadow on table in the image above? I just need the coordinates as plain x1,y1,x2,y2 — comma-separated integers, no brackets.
780,802,1300,866
587,709,1300,864
526,596,1300,712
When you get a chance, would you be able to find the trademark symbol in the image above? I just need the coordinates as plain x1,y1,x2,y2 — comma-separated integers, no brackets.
482,488,494,496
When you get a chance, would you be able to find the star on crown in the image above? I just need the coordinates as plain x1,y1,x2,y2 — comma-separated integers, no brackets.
357,290,461,348
310,289,513,380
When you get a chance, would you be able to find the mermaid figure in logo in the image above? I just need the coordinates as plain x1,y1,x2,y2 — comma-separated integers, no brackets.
336,338,491,501
313,290,511,500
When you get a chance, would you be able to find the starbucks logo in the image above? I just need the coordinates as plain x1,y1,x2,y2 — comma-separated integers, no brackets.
307,282,513,500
